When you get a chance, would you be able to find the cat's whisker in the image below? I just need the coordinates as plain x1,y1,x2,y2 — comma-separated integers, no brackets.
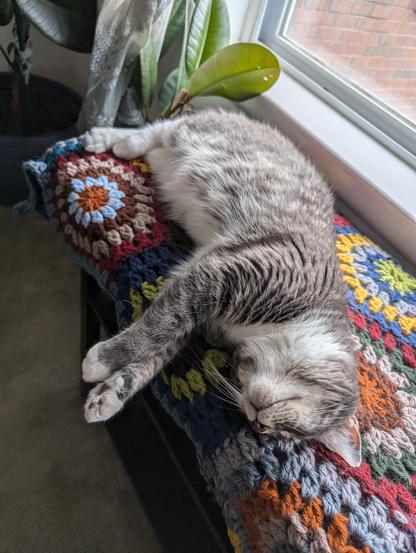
185,341,243,404
206,383,241,408
202,375,242,404
204,375,241,403
216,381,242,403
205,390,242,411
193,357,242,402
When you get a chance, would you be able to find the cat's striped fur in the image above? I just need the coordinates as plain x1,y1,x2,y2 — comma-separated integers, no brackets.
82,110,361,467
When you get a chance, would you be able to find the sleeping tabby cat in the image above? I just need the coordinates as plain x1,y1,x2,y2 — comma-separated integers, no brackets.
82,109,361,467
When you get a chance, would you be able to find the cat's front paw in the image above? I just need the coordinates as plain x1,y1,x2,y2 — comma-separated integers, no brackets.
84,127,115,154
84,376,125,423
82,342,112,382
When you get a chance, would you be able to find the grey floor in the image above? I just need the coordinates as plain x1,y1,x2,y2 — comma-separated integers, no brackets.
0,207,161,553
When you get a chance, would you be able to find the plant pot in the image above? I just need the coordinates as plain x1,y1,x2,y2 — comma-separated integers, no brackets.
0,73,81,207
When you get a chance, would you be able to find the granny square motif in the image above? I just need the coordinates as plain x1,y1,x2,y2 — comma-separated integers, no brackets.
34,138,170,286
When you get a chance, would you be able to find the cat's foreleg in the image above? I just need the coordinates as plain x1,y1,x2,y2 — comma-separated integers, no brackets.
112,119,179,159
85,119,179,159
84,127,139,154
83,268,212,422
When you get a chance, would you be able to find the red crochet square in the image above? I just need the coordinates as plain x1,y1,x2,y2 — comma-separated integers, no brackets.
48,151,170,275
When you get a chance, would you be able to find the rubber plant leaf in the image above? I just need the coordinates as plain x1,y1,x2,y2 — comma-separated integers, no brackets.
0,0,13,25
161,0,186,57
135,0,174,116
14,0,96,53
140,36,158,109
188,43,280,101
174,0,194,94
159,68,178,115
185,0,211,76
200,0,229,64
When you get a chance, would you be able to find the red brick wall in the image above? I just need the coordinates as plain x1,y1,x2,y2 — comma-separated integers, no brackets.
287,0,416,123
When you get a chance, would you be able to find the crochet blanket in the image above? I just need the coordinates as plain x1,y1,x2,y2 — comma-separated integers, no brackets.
23,137,416,553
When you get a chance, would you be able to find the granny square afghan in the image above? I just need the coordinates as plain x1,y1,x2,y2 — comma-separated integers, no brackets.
24,137,416,553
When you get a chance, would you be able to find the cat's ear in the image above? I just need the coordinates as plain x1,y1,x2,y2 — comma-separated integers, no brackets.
316,416,362,467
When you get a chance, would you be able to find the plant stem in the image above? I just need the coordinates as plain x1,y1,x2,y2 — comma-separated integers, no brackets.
169,87,189,112
0,43,14,69
11,5,33,133
164,88,190,118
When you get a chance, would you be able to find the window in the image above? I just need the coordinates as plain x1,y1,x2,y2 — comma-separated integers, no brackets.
259,0,416,165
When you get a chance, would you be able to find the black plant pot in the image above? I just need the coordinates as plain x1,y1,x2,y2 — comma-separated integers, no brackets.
0,73,81,206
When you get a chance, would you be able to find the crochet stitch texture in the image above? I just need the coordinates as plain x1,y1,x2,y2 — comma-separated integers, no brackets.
24,137,416,553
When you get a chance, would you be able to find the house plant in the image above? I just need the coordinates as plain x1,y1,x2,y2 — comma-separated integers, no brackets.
0,0,96,205
79,0,280,130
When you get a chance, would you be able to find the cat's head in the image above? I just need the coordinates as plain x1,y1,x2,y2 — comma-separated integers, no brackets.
233,317,361,467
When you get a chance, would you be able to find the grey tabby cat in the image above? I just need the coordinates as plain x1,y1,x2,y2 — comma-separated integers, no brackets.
83,109,361,467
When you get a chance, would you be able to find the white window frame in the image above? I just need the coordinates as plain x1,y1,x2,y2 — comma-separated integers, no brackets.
224,0,416,268
259,0,416,167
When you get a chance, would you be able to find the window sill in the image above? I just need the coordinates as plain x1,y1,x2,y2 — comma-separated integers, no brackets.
241,66,416,268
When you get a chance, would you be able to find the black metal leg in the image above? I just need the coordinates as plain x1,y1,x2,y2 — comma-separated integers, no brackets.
80,270,101,397
80,270,101,357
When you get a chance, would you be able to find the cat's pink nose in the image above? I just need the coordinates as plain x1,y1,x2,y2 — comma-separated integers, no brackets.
252,420,268,433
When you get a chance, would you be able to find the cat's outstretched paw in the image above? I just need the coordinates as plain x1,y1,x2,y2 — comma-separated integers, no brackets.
82,342,112,382
84,127,116,154
84,376,125,423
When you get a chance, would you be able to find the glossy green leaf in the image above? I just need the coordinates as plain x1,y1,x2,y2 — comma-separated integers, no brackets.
174,0,193,94
188,43,280,101
15,0,96,52
140,36,158,109
185,0,211,75
161,0,185,57
200,0,229,64
159,68,178,115
0,0,13,25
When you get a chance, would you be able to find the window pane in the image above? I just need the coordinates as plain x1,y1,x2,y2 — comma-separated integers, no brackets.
281,0,416,126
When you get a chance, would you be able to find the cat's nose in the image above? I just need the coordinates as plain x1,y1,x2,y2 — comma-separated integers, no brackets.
252,420,268,433
248,385,276,414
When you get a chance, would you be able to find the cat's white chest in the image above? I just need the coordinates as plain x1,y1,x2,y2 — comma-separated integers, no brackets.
145,146,220,246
